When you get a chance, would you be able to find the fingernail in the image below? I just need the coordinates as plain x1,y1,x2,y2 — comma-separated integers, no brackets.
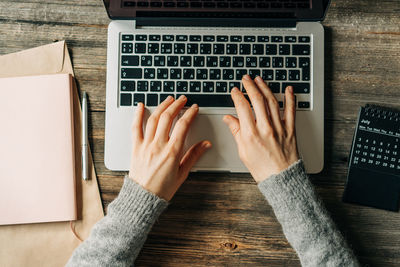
179,95,187,100
191,103,199,109
166,95,173,101
242,74,251,80
287,86,293,93
231,87,239,93
255,76,263,82
203,141,212,149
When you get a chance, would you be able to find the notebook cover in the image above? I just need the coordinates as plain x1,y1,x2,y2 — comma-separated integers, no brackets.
0,74,76,225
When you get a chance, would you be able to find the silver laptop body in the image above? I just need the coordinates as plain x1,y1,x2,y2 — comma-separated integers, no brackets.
104,0,330,174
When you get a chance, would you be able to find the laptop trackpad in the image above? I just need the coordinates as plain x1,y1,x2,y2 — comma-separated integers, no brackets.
182,114,247,172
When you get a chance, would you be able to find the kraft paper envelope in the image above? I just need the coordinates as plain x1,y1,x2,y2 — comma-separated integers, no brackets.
0,41,104,267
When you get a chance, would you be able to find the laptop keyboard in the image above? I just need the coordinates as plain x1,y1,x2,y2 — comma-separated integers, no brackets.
119,33,312,109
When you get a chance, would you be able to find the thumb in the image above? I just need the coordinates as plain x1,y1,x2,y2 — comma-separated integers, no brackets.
222,115,240,142
179,140,212,181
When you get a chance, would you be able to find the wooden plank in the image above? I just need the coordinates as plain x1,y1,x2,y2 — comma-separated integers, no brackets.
0,0,400,265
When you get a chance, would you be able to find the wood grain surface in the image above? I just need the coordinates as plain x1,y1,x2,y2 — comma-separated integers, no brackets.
1,0,399,266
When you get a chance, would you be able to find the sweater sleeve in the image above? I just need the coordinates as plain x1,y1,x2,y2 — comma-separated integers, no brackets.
258,160,359,267
66,176,168,267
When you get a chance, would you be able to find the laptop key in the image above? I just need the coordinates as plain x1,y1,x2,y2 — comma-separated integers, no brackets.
299,57,310,68
196,69,208,80
257,36,269,42
219,57,231,67
223,69,234,80
167,56,179,66
299,36,310,43
276,70,287,80
187,43,199,54
217,35,229,42
137,81,149,91
194,56,205,67
298,101,310,108
161,43,172,54
244,36,256,42
203,82,214,93
293,45,310,55
249,69,260,79
162,35,174,41
148,43,159,54
285,36,297,43
157,68,168,79
133,93,145,106
286,57,297,68
144,68,155,79
183,68,195,79
271,36,283,42
259,57,271,67
163,81,175,92
253,44,264,55
121,81,135,91
135,43,146,53
121,55,139,66
289,70,300,81
135,34,147,41
190,81,201,92
210,69,221,80
272,57,284,68
122,43,133,53
268,82,280,93
177,81,188,92
229,82,241,91
216,82,228,93
146,94,158,106
120,93,132,106
207,56,218,67
233,57,244,67
170,68,182,79
226,44,238,55
122,34,134,41
230,36,242,42
279,44,290,55
200,44,212,54
282,83,310,94
262,69,274,80
149,35,161,41
150,81,162,92
180,56,192,67
190,35,201,41
177,35,188,41
239,44,251,55
141,56,152,66
302,67,310,81
204,35,215,42
154,55,165,66
177,94,234,107
121,68,142,79
213,44,224,54
265,44,277,55
246,57,257,67
174,43,185,54
236,69,248,80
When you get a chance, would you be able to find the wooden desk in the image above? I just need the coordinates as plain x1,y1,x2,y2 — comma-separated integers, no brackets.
1,0,399,265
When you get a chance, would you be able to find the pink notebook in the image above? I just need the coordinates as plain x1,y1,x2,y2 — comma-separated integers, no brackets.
0,74,76,225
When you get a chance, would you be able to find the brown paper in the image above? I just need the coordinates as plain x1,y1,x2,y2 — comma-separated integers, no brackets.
0,41,104,266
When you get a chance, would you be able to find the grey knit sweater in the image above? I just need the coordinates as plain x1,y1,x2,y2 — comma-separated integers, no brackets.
67,160,359,266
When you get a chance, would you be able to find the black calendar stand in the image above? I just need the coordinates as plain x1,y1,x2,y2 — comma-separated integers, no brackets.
343,105,400,211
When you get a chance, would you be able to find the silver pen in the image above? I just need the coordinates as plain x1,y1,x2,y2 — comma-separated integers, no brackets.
82,91,89,181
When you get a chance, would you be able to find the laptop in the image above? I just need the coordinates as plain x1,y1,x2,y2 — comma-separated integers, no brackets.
103,0,330,173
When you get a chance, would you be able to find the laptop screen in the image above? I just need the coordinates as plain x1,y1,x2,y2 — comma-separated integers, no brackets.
104,0,330,21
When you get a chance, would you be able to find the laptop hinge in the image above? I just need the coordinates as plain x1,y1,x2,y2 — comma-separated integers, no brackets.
134,18,296,28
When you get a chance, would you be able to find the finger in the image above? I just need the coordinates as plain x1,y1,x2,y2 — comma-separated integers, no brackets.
132,102,145,141
284,86,296,135
241,75,270,129
222,115,240,143
230,86,256,131
169,104,199,149
254,76,284,134
154,95,187,142
178,140,212,182
144,96,174,142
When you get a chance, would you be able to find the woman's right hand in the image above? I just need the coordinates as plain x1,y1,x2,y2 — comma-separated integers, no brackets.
223,75,299,183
